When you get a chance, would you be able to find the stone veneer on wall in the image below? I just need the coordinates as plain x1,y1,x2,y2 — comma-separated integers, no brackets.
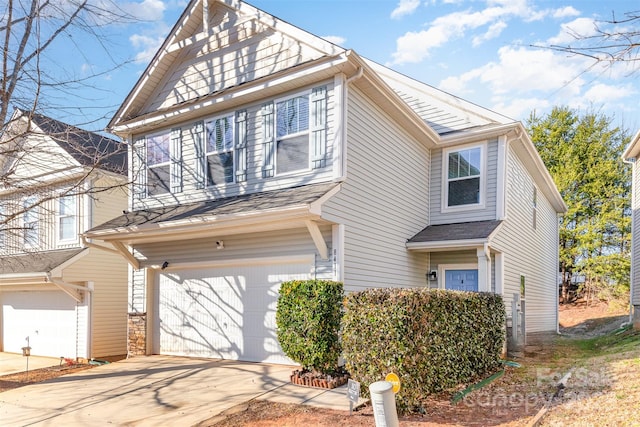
128,313,146,356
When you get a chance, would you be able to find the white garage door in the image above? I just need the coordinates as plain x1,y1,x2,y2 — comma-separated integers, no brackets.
2,291,82,358
155,259,311,364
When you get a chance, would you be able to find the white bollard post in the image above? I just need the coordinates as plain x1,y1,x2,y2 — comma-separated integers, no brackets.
369,381,399,427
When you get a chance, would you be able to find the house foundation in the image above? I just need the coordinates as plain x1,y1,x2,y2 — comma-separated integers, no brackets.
633,305,640,330
128,312,147,356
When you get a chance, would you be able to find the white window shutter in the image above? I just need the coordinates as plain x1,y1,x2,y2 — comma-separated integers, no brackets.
170,128,183,193
310,86,327,169
261,102,275,178
235,110,248,182
133,137,147,200
193,122,205,189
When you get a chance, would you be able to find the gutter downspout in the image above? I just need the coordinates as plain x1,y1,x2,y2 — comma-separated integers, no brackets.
484,242,492,292
623,156,636,326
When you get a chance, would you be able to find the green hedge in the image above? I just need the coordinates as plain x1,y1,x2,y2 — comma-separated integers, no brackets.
341,288,505,413
276,280,343,373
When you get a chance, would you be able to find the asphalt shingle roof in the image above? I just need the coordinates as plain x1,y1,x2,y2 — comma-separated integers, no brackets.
89,182,339,232
408,220,502,243
0,248,86,275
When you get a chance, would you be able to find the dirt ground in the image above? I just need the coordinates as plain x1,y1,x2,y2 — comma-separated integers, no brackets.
0,301,632,427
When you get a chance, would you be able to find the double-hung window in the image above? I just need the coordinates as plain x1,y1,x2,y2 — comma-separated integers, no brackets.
445,145,483,208
276,95,310,174
205,115,235,185
23,196,39,247
261,86,327,178
58,195,77,242
146,131,171,196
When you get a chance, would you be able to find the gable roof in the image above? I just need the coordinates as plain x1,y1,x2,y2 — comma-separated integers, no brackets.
364,59,514,135
0,248,86,276
26,111,127,175
110,0,345,130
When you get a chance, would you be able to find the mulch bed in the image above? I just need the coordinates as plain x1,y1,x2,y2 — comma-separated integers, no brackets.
290,368,350,389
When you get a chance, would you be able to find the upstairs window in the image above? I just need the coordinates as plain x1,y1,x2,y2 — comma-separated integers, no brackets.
23,196,39,247
445,145,484,208
261,86,326,178
276,95,310,174
146,131,171,196
0,204,6,251
58,195,77,242
205,115,235,185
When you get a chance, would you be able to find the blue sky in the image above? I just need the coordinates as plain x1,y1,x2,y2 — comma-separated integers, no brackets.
46,0,640,133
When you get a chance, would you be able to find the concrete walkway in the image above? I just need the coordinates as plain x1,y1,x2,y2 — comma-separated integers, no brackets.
0,353,61,376
0,355,363,426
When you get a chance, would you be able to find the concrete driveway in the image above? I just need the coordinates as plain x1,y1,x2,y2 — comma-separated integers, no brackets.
0,355,356,426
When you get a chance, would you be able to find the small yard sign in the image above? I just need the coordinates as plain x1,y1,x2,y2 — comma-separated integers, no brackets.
347,379,360,415
385,372,401,394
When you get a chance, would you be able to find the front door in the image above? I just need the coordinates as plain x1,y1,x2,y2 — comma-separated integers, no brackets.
445,269,479,292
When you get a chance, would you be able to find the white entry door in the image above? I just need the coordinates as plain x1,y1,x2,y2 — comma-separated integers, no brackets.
155,259,311,364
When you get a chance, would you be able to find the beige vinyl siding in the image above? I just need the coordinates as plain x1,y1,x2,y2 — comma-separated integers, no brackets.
63,249,128,358
492,145,559,333
430,139,499,225
322,87,430,291
632,160,640,306
142,4,330,116
132,82,336,211
128,226,333,312
90,176,128,229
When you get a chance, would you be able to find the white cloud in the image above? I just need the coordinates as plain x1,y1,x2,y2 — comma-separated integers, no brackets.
583,83,635,105
119,0,166,21
552,6,581,19
322,35,346,46
472,20,507,46
391,0,421,19
491,96,551,120
130,33,166,63
547,17,598,45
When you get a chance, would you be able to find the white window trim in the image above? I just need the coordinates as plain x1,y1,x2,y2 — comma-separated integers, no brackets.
204,113,236,187
437,263,479,290
57,195,78,244
441,142,487,213
274,89,313,176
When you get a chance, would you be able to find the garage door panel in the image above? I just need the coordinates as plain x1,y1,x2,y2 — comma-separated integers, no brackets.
157,261,311,363
2,291,80,358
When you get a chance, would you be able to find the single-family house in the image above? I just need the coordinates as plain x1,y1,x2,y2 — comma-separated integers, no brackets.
623,131,640,329
83,0,566,364
0,109,129,359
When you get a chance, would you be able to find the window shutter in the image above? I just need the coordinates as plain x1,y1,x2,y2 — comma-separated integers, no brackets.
261,102,275,178
193,122,205,189
133,137,147,200
235,110,247,182
310,86,327,169
170,128,182,193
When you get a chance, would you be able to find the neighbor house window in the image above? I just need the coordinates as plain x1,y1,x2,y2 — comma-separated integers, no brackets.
261,86,327,178
205,115,235,185
58,195,77,242
0,204,6,251
445,145,483,208
23,196,39,247
276,95,310,174
146,130,171,196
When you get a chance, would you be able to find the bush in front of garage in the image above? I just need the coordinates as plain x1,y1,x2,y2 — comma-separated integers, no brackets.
341,287,505,413
276,279,344,373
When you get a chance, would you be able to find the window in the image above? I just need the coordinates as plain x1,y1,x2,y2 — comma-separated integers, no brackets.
276,95,310,174
0,204,6,251
58,195,77,242
205,115,235,185
445,145,483,208
23,197,38,247
146,131,171,195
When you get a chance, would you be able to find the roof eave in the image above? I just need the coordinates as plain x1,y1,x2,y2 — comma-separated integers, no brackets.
623,130,640,161
406,238,489,251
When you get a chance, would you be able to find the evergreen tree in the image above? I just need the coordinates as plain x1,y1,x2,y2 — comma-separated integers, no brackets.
527,106,631,303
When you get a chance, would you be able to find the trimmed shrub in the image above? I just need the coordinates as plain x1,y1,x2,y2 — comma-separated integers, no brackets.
341,288,505,413
276,279,344,373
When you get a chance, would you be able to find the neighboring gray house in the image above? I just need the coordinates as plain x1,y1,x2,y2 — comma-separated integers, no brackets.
83,0,566,363
623,131,640,329
0,110,129,359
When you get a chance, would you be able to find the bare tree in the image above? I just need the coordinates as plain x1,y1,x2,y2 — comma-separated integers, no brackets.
0,0,136,256
535,10,640,70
